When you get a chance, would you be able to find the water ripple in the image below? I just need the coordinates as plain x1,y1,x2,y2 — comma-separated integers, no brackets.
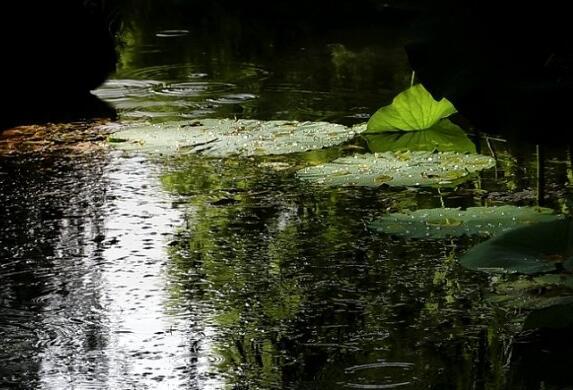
155,29,190,38
345,361,414,373
344,382,411,389
92,79,164,100
118,63,267,82
153,81,236,97
206,93,257,104
117,64,206,81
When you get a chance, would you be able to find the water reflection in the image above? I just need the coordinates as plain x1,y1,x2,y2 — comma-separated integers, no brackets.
0,155,220,388
1,146,573,388
93,79,165,100
157,157,503,388
92,63,269,123
0,155,109,387
94,7,411,125
3,1,573,388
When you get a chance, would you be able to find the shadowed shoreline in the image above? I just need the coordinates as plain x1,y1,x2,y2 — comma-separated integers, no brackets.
0,0,119,129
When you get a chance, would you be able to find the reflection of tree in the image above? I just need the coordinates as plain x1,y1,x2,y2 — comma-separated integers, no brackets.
480,139,572,209
162,154,519,388
163,157,303,387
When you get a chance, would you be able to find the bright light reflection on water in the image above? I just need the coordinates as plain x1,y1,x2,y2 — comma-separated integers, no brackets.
35,155,223,389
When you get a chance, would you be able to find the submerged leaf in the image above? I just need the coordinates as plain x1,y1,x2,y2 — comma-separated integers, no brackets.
489,290,573,311
460,219,573,275
471,222,573,329
365,119,475,153
485,273,573,329
109,119,364,157
370,206,561,239
296,151,495,188
366,84,457,133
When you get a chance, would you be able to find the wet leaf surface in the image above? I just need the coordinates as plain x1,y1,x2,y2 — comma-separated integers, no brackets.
370,205,561,238
297,151,495,188
366,84,457,132
460,219,573,275
109,119,364,157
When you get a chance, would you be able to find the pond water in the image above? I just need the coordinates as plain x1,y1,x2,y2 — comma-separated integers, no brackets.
2,4,573,389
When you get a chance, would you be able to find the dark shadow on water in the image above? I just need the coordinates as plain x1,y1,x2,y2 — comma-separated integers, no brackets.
0,0,119,129
406,0,573,144
509,328,573,389
0,93,117,131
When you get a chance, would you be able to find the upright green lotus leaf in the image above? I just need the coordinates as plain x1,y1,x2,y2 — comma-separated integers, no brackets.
108,119,365,157
370,206,561,239
364,119,475,153
296,151,495,188
460,219,573,275
366,84,457,133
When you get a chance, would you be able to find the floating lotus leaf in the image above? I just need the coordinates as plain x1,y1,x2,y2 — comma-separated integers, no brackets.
366,84,457,133
109,119,364,157
364,119,476,153
296,151,495,188
460,219,573,275
370,206,561,239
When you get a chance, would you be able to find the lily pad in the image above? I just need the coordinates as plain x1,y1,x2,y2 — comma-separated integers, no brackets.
109,119,364,157
460,219,573,275
364,119,475,153
366,84,457,133
370,206,561,239
296,151,495,188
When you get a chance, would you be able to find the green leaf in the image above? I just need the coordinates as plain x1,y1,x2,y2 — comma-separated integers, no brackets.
108,119,365,157
366,84,457,133
460,219,573,275
364,119,475,153
370,206,561,239
296,151,495,188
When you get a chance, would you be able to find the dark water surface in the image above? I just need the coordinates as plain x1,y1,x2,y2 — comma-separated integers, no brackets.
2,4,573,389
